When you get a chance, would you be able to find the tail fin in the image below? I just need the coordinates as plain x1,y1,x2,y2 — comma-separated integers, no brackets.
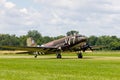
26,37,37,47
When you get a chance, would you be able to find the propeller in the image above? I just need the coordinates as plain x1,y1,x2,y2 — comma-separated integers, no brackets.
81,43,93,52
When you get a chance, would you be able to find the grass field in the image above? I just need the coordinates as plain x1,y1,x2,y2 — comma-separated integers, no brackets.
0,51,120,80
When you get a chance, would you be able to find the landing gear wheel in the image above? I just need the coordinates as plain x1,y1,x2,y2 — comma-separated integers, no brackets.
57,54,62,58
56,49,62,59
34,55,37,58
34,52,38,58
78,53,83,58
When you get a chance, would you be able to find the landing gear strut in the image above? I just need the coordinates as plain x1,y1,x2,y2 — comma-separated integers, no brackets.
77,52,83,58
35,54,37,58
56,50,62,59
57,53,62,58
34,52,41,58
34,52,38,58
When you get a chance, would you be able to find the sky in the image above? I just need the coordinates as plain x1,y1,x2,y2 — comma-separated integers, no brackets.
0,0,120,37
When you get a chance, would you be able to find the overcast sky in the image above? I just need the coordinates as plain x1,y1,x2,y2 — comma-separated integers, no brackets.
0,0,120,37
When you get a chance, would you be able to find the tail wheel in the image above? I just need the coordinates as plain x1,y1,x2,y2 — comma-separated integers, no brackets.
34,54,37,58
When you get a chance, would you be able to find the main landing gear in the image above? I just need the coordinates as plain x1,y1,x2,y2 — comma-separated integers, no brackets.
56,51,83,59
77,51,83,58
57,53,62,58
56,50,62,59
56,49,83,59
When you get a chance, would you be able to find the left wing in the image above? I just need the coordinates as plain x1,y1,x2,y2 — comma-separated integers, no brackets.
0,46,58,54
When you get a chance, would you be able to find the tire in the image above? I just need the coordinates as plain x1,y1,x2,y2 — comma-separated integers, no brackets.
78,53,83,58
57,54,62,58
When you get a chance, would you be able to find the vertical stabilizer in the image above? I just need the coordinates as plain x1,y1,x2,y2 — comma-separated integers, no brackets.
26,37,37,47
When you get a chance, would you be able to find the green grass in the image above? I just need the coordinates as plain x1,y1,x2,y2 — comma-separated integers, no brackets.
83,51,120,57
0,51,120,80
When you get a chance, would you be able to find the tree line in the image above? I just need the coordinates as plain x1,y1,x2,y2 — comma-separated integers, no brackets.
0,30,120,50
88,35,120,50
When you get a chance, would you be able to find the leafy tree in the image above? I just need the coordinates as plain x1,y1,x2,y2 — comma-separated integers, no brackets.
54,35,65,40
109,41,120,50
42,36,54,44
19,35,27,46
93,35,120,50
0,34,20,46
66,30,79,36
27,30,42,45
88,36,98,46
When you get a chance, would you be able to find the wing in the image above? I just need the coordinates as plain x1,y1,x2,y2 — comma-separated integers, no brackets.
0,46,58,54
91,45,106,50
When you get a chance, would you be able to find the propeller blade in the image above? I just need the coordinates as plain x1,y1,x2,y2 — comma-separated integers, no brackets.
81,43,93,52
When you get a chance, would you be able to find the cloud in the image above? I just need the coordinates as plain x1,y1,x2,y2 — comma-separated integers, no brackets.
34,0,87,10
0,0,120,37
19,8,28,14
4,1,16,9
0,0,5,4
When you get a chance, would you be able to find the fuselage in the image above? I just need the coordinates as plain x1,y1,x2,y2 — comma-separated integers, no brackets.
42,35,87,51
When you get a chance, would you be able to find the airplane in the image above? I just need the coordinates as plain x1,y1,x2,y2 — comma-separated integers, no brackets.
0,34,93,58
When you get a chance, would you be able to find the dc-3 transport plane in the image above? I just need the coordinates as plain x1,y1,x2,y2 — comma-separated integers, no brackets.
0,34,93,58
